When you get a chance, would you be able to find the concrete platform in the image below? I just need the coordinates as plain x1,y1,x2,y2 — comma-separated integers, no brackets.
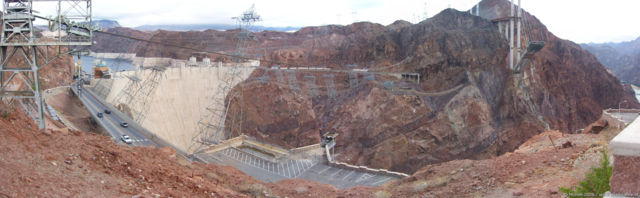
195,147,400,189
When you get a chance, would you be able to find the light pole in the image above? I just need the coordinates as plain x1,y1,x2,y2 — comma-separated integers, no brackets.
619,100,628,120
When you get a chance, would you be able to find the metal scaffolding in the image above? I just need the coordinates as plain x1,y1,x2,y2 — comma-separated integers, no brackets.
113,66,166,125
273,66,285,83
257,68,270,83
348,72,358,88
304,75,317,97
346,64,358,88
363,73,375,82
323,74,336,98
285,70,299,90
0,0,93,128
189,5,260,154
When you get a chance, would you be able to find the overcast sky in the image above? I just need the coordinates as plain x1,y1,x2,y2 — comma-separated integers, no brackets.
32,0,640,43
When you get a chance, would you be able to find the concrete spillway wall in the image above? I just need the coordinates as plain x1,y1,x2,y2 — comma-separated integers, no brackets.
92,65,255,152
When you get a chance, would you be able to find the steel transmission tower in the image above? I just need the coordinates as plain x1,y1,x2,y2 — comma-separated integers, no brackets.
0,0,94,129
233,4,261,59
189,5,261,154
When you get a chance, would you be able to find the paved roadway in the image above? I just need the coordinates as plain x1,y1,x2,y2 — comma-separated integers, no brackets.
195,147,400,189
71,82,399,188
610,112,640,124
71,83,155,147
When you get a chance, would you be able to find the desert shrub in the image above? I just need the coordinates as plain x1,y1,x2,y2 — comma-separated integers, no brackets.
374,190,392,198
1,109,9,119
559,148,612,198
238,183,268,197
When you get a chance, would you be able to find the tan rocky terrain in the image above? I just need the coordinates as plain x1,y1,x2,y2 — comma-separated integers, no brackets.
0,102,385,197
386,127,618,198
0,99,620,197
45,87,106,134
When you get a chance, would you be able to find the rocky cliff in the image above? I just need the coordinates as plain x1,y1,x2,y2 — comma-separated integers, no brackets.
91,27,154,54
224,0,638,173
87,0,638,174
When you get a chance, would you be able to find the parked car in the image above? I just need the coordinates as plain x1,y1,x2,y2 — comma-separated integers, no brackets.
104,109,111,114
97,112,103,118
120,135,132,144
120,122,129,128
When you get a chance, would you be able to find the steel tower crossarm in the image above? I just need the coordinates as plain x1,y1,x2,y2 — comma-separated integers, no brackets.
0,0,93,129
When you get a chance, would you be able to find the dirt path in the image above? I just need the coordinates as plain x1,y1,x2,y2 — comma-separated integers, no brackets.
45,87,106,135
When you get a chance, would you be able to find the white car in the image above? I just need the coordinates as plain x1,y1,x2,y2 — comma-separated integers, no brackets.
121,135,133,144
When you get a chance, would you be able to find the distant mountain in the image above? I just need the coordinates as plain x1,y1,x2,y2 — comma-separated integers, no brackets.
585,37,640,56
134,24,300,32
582,37,640,85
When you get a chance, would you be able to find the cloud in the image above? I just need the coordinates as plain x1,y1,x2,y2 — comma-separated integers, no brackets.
27,0,640,43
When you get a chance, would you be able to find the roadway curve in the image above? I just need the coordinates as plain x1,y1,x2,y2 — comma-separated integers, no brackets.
71,83,155,147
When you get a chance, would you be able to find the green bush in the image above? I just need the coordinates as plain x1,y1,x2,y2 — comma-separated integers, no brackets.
559,148,612,198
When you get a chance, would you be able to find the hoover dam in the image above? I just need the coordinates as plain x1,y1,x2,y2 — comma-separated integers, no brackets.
3,0,640,196
90,61,256,153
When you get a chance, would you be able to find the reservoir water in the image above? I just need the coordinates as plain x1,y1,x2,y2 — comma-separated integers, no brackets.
75,56,136,75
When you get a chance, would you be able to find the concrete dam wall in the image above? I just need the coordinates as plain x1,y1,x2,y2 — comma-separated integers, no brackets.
91,65,255,152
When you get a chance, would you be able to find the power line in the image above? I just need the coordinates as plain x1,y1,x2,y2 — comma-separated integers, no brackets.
95,30,328,69
94,30,412,77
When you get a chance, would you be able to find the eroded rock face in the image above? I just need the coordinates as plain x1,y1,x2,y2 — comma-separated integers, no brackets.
223,8,520,173
88,0,638,174
478,0,640,132
91,27,154,54
226,1,638,174
225,78,320,148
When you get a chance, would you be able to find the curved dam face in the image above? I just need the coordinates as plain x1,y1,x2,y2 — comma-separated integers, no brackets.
91,65,255,152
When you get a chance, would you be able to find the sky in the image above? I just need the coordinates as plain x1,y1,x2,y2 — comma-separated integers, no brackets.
30,0,640,44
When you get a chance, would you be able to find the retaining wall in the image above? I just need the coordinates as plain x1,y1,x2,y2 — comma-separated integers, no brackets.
608,108,640,197
323,146,408,178
602,109,628,129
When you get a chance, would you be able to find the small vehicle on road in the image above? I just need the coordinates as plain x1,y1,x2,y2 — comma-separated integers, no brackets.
120,122,129,128
120,135,132,144
104,109,111,114
97,112,103,118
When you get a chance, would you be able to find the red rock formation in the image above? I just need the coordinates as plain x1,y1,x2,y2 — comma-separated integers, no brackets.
91,27,155,54
89,0,638,174
225,79,321,148
226,1,638,174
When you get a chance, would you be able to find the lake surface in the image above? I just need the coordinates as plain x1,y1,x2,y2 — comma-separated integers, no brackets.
75,56,136,75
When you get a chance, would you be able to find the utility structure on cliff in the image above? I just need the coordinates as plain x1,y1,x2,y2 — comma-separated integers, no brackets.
488,0,549,129
233,4,261,59
489,0,544,73
189,5,261,154
0,0,94,129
